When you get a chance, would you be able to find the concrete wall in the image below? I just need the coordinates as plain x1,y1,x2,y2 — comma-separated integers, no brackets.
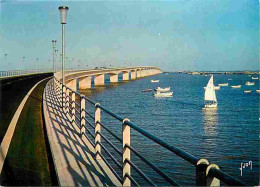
110,73,119,83
79,76,91,89
122,72,129,81
66,79,77,91
131,71,136,80
94,74,105,86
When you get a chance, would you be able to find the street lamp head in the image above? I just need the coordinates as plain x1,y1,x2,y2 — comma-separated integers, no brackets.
52,40,57,48
58,6,69,24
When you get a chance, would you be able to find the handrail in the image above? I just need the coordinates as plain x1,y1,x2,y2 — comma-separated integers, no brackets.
208,168,245,186
0,69,53,78
125,144,179,186
125,158,156,186
98,121,123,143
53,77,246,186
123,120,199,165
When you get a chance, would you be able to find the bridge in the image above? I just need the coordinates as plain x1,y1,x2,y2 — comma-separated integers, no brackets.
0,67,245,186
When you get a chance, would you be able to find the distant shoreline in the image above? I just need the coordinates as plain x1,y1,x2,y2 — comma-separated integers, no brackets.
165,71,260,75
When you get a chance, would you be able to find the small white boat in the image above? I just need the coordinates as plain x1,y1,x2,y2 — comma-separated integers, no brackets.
245,81,255,86
204,86,220,90
228,78,232,81
218,83,228,86
252,77,258,80
155,87,170,92
256,90,260,93
203,75,218,109
231,85,241,89
154,91,173,97
151,80,159,83
244,90,252,93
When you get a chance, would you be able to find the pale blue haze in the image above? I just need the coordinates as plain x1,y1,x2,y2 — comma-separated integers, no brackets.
0,0,258,71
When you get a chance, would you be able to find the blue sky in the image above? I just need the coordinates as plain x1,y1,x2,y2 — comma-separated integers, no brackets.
0,0,258,71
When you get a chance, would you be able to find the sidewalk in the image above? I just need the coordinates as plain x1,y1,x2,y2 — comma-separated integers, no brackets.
43,79,121,186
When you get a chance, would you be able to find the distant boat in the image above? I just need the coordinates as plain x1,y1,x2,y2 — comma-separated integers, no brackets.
154,91,173,97
231,85,241,89
228,78,232,80
166,73,168,76
204,86,220,90
245,81,255,86
151,80,159,83
218,83,228,86
252,77,258,80
203,75,218,108
244,90,252,93
256,90,260,93
142,89,152,92
155,87,170,92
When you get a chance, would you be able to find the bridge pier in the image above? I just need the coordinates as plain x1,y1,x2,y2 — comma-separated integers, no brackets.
66,79,77,91
122,72,129,81
131,71,136,80
79,76,91,89
136,70,141,78
110,73,118,83
94,74,105,86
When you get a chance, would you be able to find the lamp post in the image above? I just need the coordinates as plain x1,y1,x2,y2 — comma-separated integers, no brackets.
55,49,58,71
4,54,7,62
52,40,57,73
58,6,69,85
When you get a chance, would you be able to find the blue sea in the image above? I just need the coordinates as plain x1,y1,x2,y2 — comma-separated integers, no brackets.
80,73,259,186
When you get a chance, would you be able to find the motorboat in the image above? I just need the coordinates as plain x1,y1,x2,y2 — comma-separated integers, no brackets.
231,85,241,89
245,81,255,86
203,75,218,109
256,90,260,93
252,77,258,80
151,80,159,83
142,89,152,92
228,78,232,81
154,87,170,92
218,83,228,86
154,91,173,97
244,90,252,93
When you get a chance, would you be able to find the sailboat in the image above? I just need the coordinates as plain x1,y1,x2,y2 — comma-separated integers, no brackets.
203,75,218,108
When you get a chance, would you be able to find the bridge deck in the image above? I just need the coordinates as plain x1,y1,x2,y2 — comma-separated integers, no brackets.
43,80,121,186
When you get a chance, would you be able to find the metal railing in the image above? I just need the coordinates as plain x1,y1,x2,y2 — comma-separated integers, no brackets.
52,77,245,186
0,69,53,78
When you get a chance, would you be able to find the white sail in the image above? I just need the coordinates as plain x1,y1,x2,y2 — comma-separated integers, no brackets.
204,75,217,102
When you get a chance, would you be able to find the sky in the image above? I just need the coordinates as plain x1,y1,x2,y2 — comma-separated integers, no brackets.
0,0,259,71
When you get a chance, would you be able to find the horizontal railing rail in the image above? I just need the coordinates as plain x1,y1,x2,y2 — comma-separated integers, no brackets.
52,77,245,186
0,69,53,78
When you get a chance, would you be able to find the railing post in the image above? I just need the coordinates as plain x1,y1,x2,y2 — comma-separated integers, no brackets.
72,92,76,126
58,82,62,104
66,88,70,114
80,95,86,136
62,84,66,110
196,158,209,186
206,164,220,186
122,118,131,187
95,103,101,160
